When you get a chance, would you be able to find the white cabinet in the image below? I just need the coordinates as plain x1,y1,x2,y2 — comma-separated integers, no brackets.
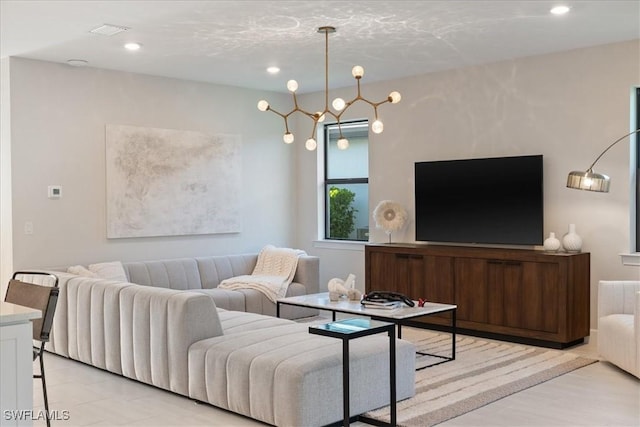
0,302,41,427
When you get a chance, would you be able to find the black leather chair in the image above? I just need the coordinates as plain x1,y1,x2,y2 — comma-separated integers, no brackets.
5,271,59,427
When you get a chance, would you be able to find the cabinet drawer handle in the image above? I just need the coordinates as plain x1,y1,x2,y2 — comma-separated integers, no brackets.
487,260,503,265
505,261,522,266
396,254,409,259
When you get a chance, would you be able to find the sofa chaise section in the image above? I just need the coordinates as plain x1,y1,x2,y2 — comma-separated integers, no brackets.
189,314,416,427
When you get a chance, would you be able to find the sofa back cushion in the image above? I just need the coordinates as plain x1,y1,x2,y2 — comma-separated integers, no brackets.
195,254,258,289
123,258,202,290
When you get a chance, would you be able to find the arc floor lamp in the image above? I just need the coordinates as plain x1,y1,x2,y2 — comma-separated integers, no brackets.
566,128,640,192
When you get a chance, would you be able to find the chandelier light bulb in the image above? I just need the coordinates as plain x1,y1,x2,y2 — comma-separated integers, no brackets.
372,119,384,134
305,138,317,151
389,91,402,104
286,80,299,93
352,65,364,79
332,97,346,111
337,138,349,150
315,112,326,123
283,133,294,144
257,100,269,111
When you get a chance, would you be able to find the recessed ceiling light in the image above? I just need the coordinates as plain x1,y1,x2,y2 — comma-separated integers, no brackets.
550,5,570,15
267,66,280,74
67,59,89,67
124,42,142,51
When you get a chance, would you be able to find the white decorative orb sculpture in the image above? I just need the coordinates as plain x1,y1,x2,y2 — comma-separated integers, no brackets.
371,120,384,134
283,133,294,144
337,138,349,150
305,138,317,151
257,100,269,111
286,80,299,93
389,91,402,104
351,65,364,78
332,97,346,111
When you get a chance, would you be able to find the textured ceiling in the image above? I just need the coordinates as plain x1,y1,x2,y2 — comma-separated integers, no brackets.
1,1,639,93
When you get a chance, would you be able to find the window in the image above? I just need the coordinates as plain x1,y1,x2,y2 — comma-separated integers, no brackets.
324,121,369,241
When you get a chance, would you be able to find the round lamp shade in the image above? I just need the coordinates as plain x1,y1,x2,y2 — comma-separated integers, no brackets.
566,170,610,193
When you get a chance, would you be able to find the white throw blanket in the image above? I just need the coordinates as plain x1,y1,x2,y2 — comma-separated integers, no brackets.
218,245,306,303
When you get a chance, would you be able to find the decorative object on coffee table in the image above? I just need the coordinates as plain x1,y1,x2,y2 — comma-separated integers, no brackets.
543,232,561,252
562,223,582,253
328,274,361,301
373,200,408,243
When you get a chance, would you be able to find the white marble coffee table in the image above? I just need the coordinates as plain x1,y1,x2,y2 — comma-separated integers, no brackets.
277,292,457,368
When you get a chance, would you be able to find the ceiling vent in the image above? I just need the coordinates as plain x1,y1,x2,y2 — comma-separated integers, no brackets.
89,24,129,36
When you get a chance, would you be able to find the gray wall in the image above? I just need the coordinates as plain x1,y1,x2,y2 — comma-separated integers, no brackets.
294,40,640,328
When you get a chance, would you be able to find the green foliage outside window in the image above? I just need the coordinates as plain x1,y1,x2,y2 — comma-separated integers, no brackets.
329,186,357,239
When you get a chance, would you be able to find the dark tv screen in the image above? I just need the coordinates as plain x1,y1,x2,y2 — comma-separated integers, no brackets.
415,155,543,246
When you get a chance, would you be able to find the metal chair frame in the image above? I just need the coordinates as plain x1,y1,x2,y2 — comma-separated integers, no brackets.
6,271,59,427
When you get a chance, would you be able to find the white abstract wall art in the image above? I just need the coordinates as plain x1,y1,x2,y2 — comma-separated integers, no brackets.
105,124,242,238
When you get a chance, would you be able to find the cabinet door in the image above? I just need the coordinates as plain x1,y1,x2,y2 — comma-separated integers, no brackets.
486,260,559,333
454,258,487,323
521,261,560,333
367,251,401,291
368,251,451,301
391,253,423,297
422,255,454,304
487,260,524,328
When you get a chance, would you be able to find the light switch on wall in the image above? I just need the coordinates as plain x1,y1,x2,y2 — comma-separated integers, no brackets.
24,221,33,235
48,185,62,199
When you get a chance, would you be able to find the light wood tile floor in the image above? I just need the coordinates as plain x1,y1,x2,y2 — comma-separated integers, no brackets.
32,329,639,426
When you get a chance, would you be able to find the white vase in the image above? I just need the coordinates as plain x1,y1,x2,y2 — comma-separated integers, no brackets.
562,223,582,253
543,232,561,252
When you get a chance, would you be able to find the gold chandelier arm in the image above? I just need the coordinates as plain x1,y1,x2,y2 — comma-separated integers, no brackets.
587,128,640,170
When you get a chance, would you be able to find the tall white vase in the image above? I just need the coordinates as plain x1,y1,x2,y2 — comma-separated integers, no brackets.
562,223,582,253
543,232,561,252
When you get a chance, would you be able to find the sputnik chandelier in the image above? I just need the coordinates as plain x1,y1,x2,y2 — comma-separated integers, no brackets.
257,26,401,151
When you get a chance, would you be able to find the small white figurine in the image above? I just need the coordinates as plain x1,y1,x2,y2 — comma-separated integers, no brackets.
328,274,362,301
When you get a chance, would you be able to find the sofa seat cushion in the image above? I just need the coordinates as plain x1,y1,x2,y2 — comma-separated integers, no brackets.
599,314,636,374
235,282,314,319
217,310,294,333
192,288,246,311
188,322,415,427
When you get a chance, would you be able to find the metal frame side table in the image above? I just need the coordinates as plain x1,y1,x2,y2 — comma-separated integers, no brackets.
309,318,397,427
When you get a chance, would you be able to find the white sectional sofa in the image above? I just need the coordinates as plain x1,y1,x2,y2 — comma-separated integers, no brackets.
598,280,640,378
23,253,416,426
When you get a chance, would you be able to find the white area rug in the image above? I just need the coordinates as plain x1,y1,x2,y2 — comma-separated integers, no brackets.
365,331,597,426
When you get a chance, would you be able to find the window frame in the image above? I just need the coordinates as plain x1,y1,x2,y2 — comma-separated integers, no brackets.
323,120,369,241
635,87,639,252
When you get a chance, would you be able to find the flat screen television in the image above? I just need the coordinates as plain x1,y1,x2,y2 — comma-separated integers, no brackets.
415,155,543,246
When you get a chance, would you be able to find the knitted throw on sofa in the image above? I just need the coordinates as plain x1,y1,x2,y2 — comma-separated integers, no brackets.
218,245,306,303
